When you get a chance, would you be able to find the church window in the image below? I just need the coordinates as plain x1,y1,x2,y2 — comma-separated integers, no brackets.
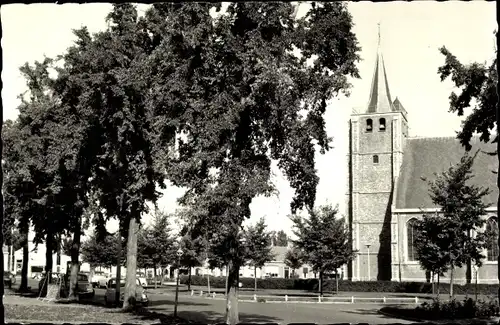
407,218,419,261
373,155,379,164
366,119,373,132
379,118,386,131
486,217,498,261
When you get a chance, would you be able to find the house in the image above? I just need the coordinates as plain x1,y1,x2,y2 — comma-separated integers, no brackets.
346,31,498,283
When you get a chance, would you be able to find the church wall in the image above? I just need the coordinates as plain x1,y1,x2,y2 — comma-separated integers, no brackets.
394,211,498,283
355,155,392,193
357,194,392,222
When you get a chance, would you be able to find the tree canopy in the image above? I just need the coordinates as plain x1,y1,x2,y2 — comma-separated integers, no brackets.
290,205,356,295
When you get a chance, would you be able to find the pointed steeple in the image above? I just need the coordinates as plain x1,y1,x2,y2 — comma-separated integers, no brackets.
366,23,393,113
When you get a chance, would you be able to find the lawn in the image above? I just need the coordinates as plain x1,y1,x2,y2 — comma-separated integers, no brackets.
4,296,190,324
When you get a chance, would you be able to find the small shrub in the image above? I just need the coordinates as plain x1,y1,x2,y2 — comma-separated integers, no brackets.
256,297,266,303
416,297,499,319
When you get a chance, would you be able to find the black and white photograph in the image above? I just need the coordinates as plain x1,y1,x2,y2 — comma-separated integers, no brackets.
1,1,498,324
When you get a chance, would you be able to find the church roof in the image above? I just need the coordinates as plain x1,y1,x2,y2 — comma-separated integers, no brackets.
395,136,498,210
366,43,394,113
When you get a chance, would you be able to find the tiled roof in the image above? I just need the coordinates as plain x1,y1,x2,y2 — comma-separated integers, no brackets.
270,246,288,262
395,136,498,209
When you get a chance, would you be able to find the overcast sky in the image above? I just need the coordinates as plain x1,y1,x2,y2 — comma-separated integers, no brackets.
2,2,496,236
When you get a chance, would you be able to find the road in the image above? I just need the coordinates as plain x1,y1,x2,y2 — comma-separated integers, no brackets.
12,278,412,324
90,288,413,324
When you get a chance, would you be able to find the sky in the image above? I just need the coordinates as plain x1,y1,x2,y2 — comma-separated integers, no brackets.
2,2,497,237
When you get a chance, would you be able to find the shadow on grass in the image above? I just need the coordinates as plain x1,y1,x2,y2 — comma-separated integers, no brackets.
178,310,281,324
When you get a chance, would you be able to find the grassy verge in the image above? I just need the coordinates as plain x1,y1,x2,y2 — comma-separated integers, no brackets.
5,303,190,324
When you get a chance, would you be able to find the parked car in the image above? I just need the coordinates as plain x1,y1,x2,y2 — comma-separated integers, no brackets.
104,277,148,307
38,272,95,299
4,271,16,288
136,272,148,287
92,271,109,288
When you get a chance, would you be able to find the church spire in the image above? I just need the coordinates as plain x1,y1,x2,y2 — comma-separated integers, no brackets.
366,23,393,113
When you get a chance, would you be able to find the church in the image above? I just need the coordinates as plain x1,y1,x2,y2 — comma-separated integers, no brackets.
345,34,498,284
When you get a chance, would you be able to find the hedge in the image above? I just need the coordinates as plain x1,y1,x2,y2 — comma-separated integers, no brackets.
179,275,499,295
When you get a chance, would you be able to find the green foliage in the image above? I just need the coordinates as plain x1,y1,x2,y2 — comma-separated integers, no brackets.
290,205,356,275
81,232,125,268
416,152,492,277
438,46,498,151
284,247,304,273
243,218,274,268
270,230,289,247
417,297,499,320
148,2,360,269
137,210,174,269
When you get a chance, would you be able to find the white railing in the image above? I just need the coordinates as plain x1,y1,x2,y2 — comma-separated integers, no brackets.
188,290,422,305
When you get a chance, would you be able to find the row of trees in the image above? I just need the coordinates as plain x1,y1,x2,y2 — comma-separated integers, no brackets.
2,3,360,322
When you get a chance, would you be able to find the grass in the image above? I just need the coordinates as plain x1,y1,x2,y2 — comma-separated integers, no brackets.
4,300,191,324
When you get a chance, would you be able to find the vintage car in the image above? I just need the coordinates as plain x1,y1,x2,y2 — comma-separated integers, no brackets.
104,277,149,307
38,272,95,299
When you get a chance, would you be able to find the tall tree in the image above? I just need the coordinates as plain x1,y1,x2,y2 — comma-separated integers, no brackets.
179,226,204,291
284,247,303,278
147,3,360,323
244,218,274,291
138,211,174,287
291,205,357,295
54,4,165,309
272,230,289,247
421,152,491,297
438,31,498,297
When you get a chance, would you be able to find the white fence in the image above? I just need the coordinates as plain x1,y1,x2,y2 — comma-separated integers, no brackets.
188,290,422,305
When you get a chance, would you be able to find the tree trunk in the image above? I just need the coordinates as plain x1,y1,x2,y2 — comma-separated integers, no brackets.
19,228,29,292
123,216,139,310
431,271,435,295
188,267,192,291
207,268,211,294
42,233,54,296
449,267,454,298
319,271,323,296
154,264,158,289
225,259,239,325
254,266,257,292
466,230,472,284
68,225,81,300
115,233,122,306
437,273,440,299
7,244,12,272
89,265,95,286
335,269,339,294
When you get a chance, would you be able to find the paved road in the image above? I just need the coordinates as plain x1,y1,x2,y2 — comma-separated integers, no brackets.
88,288,413,324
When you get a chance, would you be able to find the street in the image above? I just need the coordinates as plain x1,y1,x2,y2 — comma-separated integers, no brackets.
89,288,413,324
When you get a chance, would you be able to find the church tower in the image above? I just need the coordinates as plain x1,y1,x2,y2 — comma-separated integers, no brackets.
346,26,409,281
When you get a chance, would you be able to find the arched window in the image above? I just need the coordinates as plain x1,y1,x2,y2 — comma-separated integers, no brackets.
486,217,498,261
373,155,379,164
407,218,419,261
366,119,373,132
379,118,386,131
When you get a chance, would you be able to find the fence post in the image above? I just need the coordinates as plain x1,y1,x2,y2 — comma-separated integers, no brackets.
212,292,216,299
351,296,354,304
200,290,203,296
415,297,419,304
253,294,257,301
191,290,194,296
383,297,386,304
318,295,321,303
285,295,288,302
